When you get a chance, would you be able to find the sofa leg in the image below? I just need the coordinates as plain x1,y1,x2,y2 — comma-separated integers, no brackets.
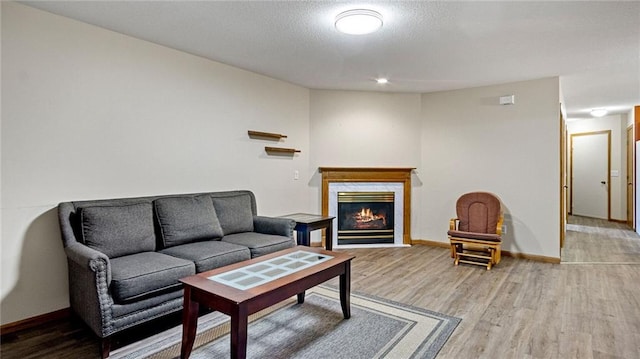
100,337,111,358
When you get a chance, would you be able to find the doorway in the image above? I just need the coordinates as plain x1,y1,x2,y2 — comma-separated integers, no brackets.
570,131,611,219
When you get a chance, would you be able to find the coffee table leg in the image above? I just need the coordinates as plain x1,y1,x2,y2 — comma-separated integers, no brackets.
230,306,248,359
297,291,305,304
181,288,199,359
339,262,351,319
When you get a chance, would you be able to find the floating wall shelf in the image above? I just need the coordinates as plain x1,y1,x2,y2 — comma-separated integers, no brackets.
265,147,301,155
248,130,287,140
248,130,299,156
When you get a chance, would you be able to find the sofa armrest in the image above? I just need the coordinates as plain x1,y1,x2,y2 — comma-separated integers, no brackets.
64,243,114,337
65,243,112,284
253,216,295,238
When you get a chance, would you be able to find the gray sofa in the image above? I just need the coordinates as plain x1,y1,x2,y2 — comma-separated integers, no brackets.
57,190,295,357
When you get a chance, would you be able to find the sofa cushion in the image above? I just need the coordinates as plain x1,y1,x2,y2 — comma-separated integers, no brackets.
79,203,155,258
111,290,184,319
448,230,501,242
211,194,254,235
222,232,294,258
110,252,195,303
154,195,223,248
160,241,251,272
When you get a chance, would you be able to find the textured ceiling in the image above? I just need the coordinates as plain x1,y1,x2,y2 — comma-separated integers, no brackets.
21,1,640,119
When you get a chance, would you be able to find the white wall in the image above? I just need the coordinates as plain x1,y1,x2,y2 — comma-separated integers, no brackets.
1,3,310,324
567,115,628,221
308,82,562,260
420,78,561,258
308,90,423,239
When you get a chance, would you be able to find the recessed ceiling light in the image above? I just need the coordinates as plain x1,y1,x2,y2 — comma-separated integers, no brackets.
590,108,607,117
376,78,388,84
335,9,383,35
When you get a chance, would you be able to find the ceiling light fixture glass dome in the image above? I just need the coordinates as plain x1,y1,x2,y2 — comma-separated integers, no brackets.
335,9,383,35
590,108,607,117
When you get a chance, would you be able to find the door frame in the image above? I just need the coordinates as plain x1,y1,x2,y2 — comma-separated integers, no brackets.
627,125,634,229
569,130,612,220
560,110,567,249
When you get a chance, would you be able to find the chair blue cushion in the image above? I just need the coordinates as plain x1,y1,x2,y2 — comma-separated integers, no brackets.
222,232,294,258
110,252,195,303
154,195,224,248
79,203,155,258
212,194,255,235
160,241,251,272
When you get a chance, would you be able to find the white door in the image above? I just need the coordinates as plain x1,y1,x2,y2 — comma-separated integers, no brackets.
572,132,609,219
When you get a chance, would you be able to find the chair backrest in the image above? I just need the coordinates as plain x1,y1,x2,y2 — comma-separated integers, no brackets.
456,192,501,234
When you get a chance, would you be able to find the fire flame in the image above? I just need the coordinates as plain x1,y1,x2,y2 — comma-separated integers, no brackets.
355,208,386,225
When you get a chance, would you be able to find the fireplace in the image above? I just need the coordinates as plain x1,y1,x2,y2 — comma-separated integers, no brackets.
337,192,394,245
320,167,414,249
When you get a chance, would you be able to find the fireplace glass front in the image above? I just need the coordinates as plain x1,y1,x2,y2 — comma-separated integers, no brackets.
337,192,394,245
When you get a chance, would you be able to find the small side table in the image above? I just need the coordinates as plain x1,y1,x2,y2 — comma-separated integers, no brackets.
281,213,336,250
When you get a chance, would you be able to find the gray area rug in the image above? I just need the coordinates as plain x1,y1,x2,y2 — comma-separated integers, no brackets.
111,286,460,359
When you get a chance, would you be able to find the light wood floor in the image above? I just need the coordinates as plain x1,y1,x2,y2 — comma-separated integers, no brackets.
2,216,640,358
562,215,640,263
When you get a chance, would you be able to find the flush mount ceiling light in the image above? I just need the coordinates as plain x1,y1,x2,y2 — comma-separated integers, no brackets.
376,78,388,84
590,108,608,117
335,9,383,35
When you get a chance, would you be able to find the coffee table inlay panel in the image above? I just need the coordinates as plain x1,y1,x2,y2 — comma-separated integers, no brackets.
208,250,333,290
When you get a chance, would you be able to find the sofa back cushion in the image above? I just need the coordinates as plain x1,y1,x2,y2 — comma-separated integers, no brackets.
79,203,156,258
212,194,255,235
154,195,224,248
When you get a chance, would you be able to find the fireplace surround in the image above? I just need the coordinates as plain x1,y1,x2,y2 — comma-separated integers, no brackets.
320,167,414,248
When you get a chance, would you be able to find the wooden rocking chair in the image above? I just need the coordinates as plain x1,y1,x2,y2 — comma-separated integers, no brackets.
448,192,503,270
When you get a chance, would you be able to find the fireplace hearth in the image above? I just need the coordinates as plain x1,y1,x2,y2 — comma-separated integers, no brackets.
338,192,394,245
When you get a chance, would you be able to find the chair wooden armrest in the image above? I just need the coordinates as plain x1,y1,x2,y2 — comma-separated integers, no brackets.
449,218,458,231
496,215,504,235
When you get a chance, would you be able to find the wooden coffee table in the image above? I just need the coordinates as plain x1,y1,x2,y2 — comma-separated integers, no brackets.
179,246,355,359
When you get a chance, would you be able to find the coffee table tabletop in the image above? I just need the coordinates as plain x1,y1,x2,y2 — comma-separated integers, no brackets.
179,246,355,359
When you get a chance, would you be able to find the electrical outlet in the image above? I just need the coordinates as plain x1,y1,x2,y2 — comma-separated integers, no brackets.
502,225,507,234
